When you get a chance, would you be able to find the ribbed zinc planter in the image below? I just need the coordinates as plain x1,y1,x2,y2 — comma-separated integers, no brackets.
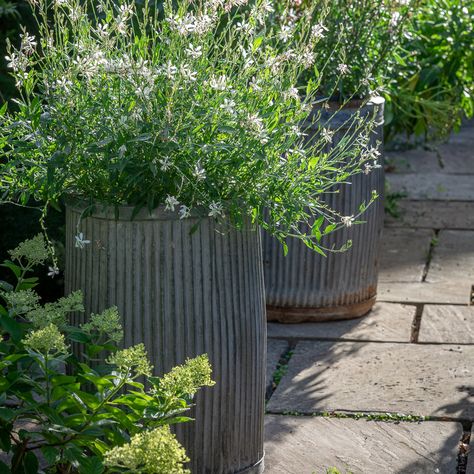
65,203,266,473
263,97,385,322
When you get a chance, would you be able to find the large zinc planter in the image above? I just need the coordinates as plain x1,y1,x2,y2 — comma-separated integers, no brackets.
65,203,266,473
263,97,385,322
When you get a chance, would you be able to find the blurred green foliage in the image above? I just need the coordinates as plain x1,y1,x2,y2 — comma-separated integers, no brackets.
384,0,474,143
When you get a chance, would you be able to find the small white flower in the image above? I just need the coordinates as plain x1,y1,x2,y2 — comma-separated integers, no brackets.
209,74,228,91
299,48,316,69
341,215,354,227
362,146,381,161
208,201,224,218
163,60,177,79
47,266,60,278
20,32,37,55
179,205,191,219
75,232,91,249
220,98,236,115
364,163,373,175
321,128,334,144
165,195,179,211
194,163,206,181
180,63,197,82
285,87,299,101
185,43,203,59
278,25,293,43
337,63,350,75
159,156,172,171
311,22,327,41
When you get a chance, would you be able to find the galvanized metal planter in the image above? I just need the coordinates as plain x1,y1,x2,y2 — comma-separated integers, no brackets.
65,203,266,473
263,97,385,322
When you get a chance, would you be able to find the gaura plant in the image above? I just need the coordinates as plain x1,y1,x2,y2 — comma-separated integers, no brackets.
0,0,380,255
0,235,215,473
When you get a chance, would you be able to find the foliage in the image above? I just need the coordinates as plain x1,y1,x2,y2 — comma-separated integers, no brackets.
0,236,215,473
279,0,414,101
0,0,380,255
384,0,474,142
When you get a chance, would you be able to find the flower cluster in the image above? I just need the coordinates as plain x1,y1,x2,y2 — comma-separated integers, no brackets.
107,343,153,378
81,306,123,343
9,234,49,266
23,323,68,354
104,426,190,474
158,354,216,397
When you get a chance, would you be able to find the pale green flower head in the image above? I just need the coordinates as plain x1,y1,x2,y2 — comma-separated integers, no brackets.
2,289,40,315
23,324,68,354
159,354,215,396
26,290,84,328
9,235,49,266
81,306,123,343
104,426,190,474
106,343,152,377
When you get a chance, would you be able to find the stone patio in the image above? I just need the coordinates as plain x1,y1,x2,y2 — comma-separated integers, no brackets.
264,122,474,474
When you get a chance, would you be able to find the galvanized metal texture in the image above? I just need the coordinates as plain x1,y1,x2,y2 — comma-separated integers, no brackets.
65,204,266,473
263,98,385,322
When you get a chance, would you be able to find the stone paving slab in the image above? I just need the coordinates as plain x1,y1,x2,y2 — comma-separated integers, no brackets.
426,230,474,284
264,415,462,474
385,149,442,174
267,341,474,419
419,305,474,344
379,228,433,283
377,281,472,305
267,340,289,393
386,173,474,201
384,201,474,230
438,143,474,174
267,303,414,343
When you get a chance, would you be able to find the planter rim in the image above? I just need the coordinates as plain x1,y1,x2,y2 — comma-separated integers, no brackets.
66,197,214,222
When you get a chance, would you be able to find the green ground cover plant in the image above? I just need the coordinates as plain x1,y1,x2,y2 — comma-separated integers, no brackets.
0,235,215,473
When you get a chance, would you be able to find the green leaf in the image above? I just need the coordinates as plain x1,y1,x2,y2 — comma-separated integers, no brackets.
78,456,104,474
0,460,9,474
23,451,39,474
0,262,21,278
252,36,263,52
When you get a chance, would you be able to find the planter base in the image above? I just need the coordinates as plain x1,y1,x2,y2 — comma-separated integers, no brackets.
237,456,265,473
266,296,376,323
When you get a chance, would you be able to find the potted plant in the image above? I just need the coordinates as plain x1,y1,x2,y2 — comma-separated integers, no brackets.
263,0,413,322
0,0,378,470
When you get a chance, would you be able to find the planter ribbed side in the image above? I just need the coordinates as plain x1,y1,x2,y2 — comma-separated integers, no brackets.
263,98,385,322
65,204,266,473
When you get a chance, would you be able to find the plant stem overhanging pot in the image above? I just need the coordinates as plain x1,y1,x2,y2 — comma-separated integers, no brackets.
65,202,266,473
263,97,385,323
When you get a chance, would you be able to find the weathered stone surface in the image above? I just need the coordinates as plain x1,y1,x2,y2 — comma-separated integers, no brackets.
264,415,461,474
467,425,474,473
267,303,414,343
419,305,474,344
426,230,474,284
379,228,433,282
377,281,472,305
386,173,474,201
266,340,289,392
385,149,442,174
438,143,474,174
385,200,474,230
267,341,474,419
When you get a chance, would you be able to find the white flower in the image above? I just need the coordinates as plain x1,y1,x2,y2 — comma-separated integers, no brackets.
47,266,60,278
208,201,224,218
159,156,172,171
362,146,381,162
20,32,37,55
5,52,27,73
278,25,293,43
390,12,402,28
75,233,91,249
220,98,236,115
299,47,316,69
209,75,229,91
180,64,197,82
55,77,73,92
165,195,179,211
337,63,350,75
321,128,334,144
341,215,354,227
311,23,327,41
284,87,299,101
179,205,191,219
364,163,373,175
163,60,177,79
185,43,203,59
194,163,206,181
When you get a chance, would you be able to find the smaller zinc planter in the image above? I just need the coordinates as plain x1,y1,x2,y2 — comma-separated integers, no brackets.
263,98,385,322
65,202,266,473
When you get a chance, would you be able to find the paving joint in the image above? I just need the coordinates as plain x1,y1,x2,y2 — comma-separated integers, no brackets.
410,304,424,343
457,426,471,474
266,341,295,402
422,229,440,282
